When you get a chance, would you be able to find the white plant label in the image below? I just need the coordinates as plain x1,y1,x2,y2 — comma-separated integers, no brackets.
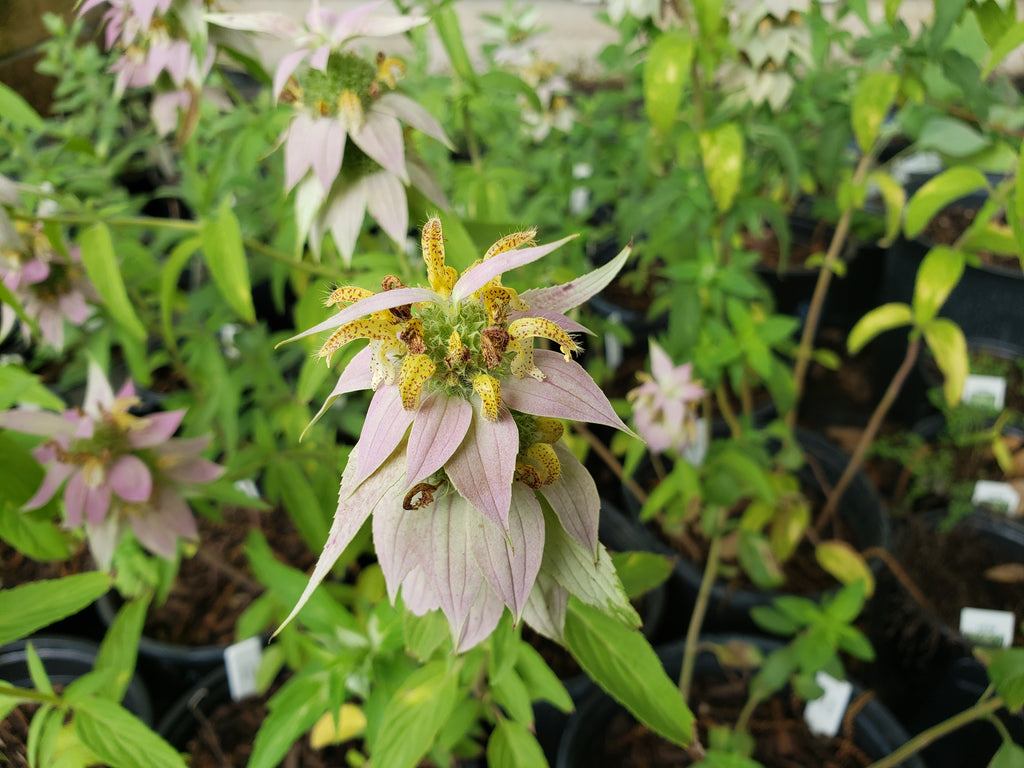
224,636,263,701
971,480,1020,516
804,671,853,737
959,607,1015,648
961,375,1006,411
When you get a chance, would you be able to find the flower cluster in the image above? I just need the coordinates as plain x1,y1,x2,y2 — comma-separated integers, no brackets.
216,1,451,261
278,218,638,650
0,363,223,567
628,339,705,455
0,214,94,352
79,0,217,134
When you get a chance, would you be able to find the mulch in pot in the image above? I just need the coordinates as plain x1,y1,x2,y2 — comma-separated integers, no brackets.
0,701,41,768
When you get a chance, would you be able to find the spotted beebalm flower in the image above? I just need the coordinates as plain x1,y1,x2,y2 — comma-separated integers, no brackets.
212,1,450,260
0,362,223,568
628,339,705,455
276,219,640,650
0,220,94,351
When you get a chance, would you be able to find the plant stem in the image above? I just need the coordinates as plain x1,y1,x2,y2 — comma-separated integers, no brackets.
865,695,1005,768
12,211,347,280
679,508,724,702
735,688,767,736
789,153,873,427
816,334,922,534
715,383,742,439
0,683,61,706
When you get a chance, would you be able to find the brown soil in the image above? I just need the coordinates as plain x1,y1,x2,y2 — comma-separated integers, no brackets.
184,690,352,768
923,205,1022,274
0,702,40,768
0,542,93,589
882,516,1024,651
600,669,874,767
144,506,315,647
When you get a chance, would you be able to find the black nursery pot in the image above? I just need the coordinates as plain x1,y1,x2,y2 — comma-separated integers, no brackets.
0,636,153,724
864,512,1024,768
556,635,924,768
95,592,229,719
620,429,890,636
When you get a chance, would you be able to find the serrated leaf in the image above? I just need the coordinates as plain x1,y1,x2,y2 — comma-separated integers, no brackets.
852,72,899,152
0,82,44,130
564,599,694,747
643,31,693,135
700,123,744,213
486,719,549,768
913,246,964,325
923,317,968,407
988,648,1024,711
371,661,459,768
201,199,255,323
79,223,147,341
514,641,572,712
93,595,149,704
0,573,110,646
611,551,672,600
74,698,186,768
814,540,875,597
984,18,1024,77
904,167,989,239
847,303,913,355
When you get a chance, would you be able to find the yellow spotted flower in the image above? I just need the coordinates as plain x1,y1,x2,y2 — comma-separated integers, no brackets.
278,219,640,650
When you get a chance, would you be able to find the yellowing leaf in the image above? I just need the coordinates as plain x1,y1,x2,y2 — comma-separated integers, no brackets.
815,540,874,597
310,704,367,748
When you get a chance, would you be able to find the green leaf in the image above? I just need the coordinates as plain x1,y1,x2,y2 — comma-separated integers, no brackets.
433,3,477,86
750,605,800,637
486,720,550,768
984,18,1024,77
371,660,459,768
564,599,694,748
514,641,572,713
491,669,533,725
885,0,903,25
74,698,186,768
0,278,40,340
750,646,797,699
0,573,110,646
913,245,964,326
922,317,968,407
737,531,785,590
79,223,147,341
249,672,332,768
0,82,44,130
643,31,693,135
904,167,989,239
263,459,329,555
847,303,913,354
700,123,744,213
93,595,149,705
611,551,673,600
815,541,875,597
823,581,867,624
988,648,1024,711
402,608,450,662
478,71,542,113
988,740,1024,768
201,200,256,323
540,500,640,629
917,116,989,158
869,171,906,247
159,236,201,355
851,72,899,152
0,504,71,561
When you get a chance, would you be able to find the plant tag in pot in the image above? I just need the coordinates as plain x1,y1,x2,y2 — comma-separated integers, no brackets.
959,607,1015,648
804,671,853,737
971,480,1021,516
961,375,1007,411
224,636,263,700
